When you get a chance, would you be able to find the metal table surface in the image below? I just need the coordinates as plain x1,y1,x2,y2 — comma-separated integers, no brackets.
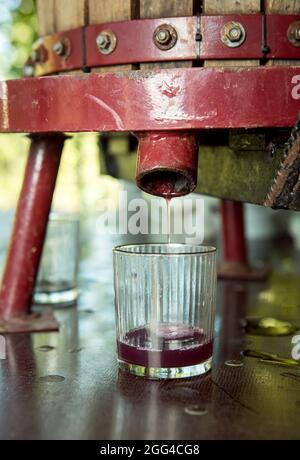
0,213,300,440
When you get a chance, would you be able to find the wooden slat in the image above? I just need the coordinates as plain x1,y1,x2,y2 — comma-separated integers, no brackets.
265,0,300,13
140,0,195,69
88,0,132,22
140,0,194,18
54,0,88,32
203,0,260,68
203,0,260,14
265,0,300,66
36,0,56,35
37,0,88,35
89,0,137,72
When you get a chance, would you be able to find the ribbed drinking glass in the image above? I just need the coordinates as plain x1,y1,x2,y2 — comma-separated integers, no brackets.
34,213,80,305
113,243,217,379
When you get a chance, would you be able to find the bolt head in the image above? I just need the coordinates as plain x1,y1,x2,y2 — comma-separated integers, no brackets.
295,28,300,40
221,21,246,48
153,24,177,50
52,41,65,56
156,29,171,44
288,21,300,47
228,26,242,42
31,49,40,62
96,33,110,49
96,30,117,55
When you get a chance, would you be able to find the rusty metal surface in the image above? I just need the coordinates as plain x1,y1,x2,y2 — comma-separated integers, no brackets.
0,135,65,319
264,116,300,210
218,200,269,281
87,16,196,69
221,200,247,266
202,15,259,58
33,29,83,77
0,217,299,439
1,67,300,133
267,15,300,57
218,262,269,281
0,311,58,334
136,132,198,197
28,15,300,76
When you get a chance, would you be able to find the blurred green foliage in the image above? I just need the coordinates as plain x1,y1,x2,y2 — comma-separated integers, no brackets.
0,0,116,213
10,0,37,79
0,0,37,79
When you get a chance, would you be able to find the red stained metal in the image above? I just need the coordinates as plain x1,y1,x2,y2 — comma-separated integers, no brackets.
86,17,196,69
1,67,299,133
201,15,261,59
221,200,247,265
0,135,65,319
267,15,300,59
136,132,198,197
34,29,83,77
31,15,300,76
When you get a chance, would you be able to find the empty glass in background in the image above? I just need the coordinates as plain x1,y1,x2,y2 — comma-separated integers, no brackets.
113,243,217,379
34,213,80,306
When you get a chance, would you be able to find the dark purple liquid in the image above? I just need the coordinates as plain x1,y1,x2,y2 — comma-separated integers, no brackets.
142,171,191,198
117,324,213,368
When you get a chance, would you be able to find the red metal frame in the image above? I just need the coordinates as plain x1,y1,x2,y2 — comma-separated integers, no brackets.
1,67,299,133
221,200,247,266
33,29,83,77
31,15,300,76
86,16,196,69
201,14,261,60
219,200,268,281
0,134,65,319
267,15,300,59
1,14,298,320
136,132,198,197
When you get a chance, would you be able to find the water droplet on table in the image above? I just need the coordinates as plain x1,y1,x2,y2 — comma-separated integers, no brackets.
68,347,83,353
184,405,208,416
39,375,65,383
37,345,55,352
225,359,244,367
79,309,95,315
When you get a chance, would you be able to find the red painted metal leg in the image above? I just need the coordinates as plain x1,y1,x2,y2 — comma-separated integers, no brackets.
221,199,247,266
218,199,267,281
0,134,65,325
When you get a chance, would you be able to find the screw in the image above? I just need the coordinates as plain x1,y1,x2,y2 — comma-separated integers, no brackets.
288,21,300,47
294,27,300,40
153,24,177,50
225,22,243,43
221,21,246,48
96,30,117,55
227,26,242,42
31,43,48,63
52,40,65,56
156,29,171,45
31,48,41,63
96,33,110,49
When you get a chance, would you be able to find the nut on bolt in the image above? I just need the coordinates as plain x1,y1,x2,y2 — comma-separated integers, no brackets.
221,21,246,48
96,30,117,55
288,21,300,47
52,38,71,58
52,41,65,56
31,43,47,63
153,24,177,50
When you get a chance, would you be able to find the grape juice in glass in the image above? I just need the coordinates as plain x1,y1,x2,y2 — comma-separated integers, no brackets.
113,243,216,379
